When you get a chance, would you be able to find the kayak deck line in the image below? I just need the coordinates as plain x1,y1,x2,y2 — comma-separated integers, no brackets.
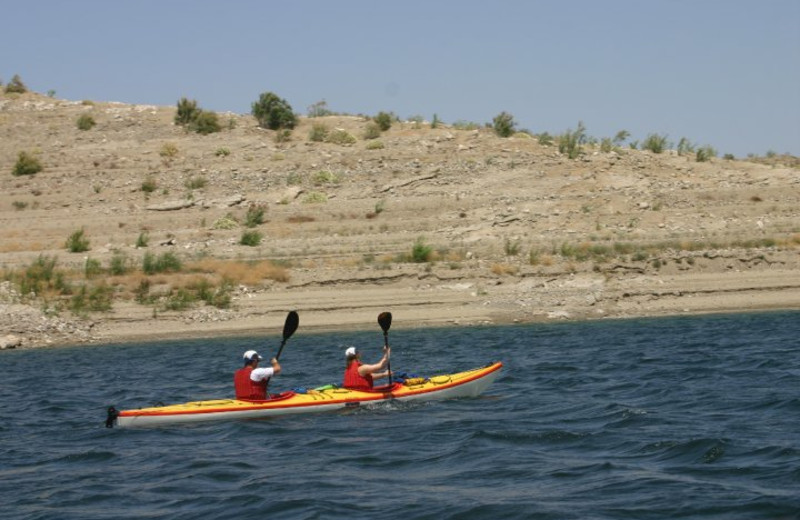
110,361,503,428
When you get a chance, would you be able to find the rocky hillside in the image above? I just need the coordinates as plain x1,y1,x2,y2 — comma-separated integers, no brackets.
1,91,799,348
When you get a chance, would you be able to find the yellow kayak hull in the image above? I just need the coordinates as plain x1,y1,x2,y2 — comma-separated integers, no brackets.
112,361,503,428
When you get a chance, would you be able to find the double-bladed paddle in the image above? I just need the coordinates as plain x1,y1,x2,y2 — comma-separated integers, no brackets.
378,312,393,386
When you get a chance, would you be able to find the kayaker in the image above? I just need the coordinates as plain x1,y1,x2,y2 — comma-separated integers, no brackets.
234,350,281,400
342,346,391,390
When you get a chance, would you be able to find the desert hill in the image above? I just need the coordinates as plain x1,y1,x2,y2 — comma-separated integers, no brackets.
1,91,799,348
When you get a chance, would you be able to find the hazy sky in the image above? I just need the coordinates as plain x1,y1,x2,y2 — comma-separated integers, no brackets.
3,0,798,157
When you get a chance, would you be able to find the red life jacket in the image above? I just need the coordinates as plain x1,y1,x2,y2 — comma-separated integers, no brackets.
234,366,268,400
343,361,373,390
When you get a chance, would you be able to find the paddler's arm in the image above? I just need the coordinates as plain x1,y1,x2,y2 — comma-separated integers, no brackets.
357,346,390,376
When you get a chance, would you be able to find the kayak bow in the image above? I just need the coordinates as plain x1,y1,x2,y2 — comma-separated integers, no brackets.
110,361,502,428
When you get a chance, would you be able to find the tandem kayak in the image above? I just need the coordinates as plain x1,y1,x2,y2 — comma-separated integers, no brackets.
107,361,503,428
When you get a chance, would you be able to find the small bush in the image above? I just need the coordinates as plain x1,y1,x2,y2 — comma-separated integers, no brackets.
411,237,433,263
696,145,717,162
175,97,200,126
215,147,231,157
159,142,179,158
244,203,267,227
492,111,516,137
504,238,521,256
109,252,129,275
374,111,394,131
251,91,297,130
66,229,90,253
363,122,382,140
307,99,332,118
70,283,113,314
723,153,735,160
190,110,221,134
600,137,614,153
141,177,157,193
366,140,384,150
537,132,554,146
613,130,630,145
312,170,339,185
184,176,207,190
136,232,149,248
240,230,262,246
303,191,328,204
12,151,43,176
431,114,441,129
308,123,329,142
558,122,587,159
642,133,669,154
143,252,182,274
677,137,695,156
326,129,356,145
12,201,28,210
77,114,96,131
4,74,27,94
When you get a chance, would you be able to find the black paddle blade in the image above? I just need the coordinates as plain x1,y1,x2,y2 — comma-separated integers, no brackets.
378,312,392,333
283,311,299,340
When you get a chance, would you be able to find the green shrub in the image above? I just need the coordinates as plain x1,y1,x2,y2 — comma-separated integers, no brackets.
363,122,382,140
70,283,113,314
190,110,221,134
696,145,717,162
274,129,292,143
411,237,433,263
677,137,695,156
366,140,385,150
141,177,157,193
66,229,90,253
558,122,587,159
215,147,231,157
613,130,630,145
374,111,394,131
723,153,735,160
136,232,149,248
143,252,182,274
4,74,27,94
504,238,521,256
244,203,266,227
642,133,669,154
12,151,43,176
84,257,103,277
492,111,516,137
163,288,196,311
109,252,129,275
537,132,554,146
431,114,441,129
600,137,614,153
175,97,200,126
251,91,297,130
76,114,96,131
308,123,329,142
312,170,339,185
240,230,262,246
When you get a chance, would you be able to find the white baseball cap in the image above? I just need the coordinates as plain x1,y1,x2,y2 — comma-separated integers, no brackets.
243,350,263,361
345,347,357,357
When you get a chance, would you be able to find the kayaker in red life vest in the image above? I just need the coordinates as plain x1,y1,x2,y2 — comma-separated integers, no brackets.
234,350,281,400
342,345,392,390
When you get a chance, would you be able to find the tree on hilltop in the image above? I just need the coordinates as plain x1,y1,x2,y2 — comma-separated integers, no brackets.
252,92,297,130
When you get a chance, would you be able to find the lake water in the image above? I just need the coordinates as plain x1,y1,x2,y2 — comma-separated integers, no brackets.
1,311,799,519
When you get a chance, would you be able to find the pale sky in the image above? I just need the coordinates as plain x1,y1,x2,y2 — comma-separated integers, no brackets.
3,0,798,157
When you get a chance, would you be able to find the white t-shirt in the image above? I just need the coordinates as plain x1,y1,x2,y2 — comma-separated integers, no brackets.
250,367,274,382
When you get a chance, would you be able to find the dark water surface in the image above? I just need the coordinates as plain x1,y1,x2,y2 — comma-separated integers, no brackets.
1,312,799,519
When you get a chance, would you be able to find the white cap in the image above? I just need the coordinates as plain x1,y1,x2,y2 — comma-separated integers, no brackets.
345,346,357,357
243,350,263,361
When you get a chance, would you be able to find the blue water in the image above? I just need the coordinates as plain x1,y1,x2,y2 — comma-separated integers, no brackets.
1,312,799,519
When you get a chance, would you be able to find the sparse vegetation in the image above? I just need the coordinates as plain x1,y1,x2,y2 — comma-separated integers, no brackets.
4,74,27,94
12,151,43,176
65,229,90,253
76,114,96,131
175,98,200,126
141,177,158,193
696,145,717,162
191,110,221,135
309,123,329,142
216,147,231,157
411,237,433,263
240,230,262,246
642,133,669,154
326,129,356,145
366,140,385,150
184,176,207,190
307,99,333,118
142,252,182,274
558,122,587,159
244,203,267,227
136,232,149,248
303,191,328,203
363,122,382,140
492,111,516,137
374,111,394,131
